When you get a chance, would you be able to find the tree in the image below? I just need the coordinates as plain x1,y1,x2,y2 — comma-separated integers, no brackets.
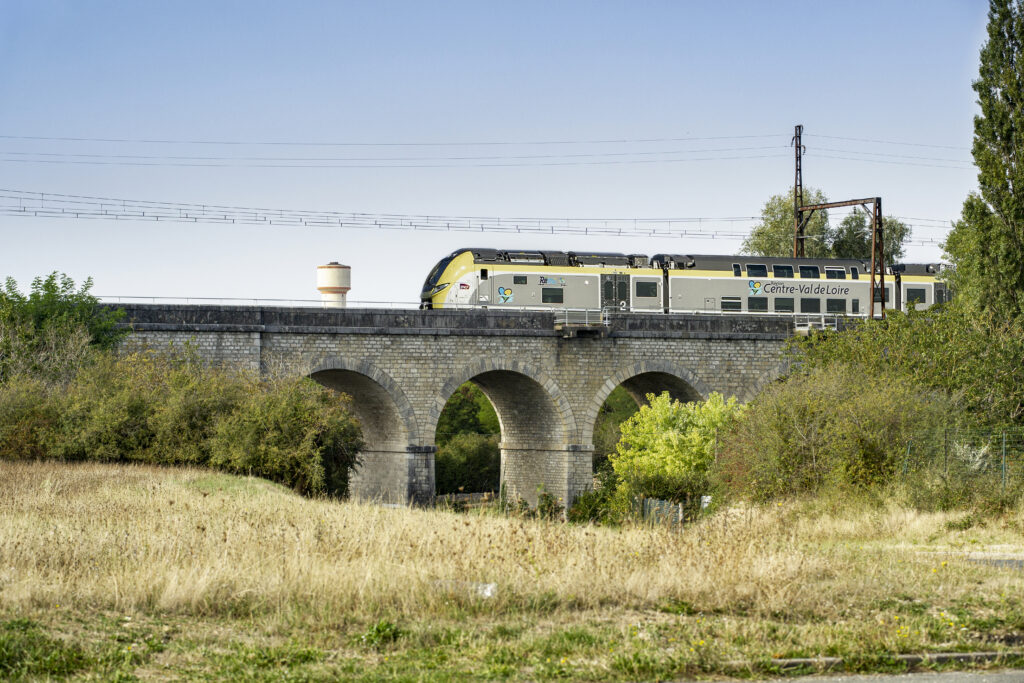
831,210,910,262
742,187,832,258
0,273,125,383
434,382,498,446
744,189,912,262
944,0,1024,319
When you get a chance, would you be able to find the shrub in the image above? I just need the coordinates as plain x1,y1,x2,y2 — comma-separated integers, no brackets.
435,433,500,494
790,305,1024,427
611,392,744,507
0,377,58,460
567,465,620,525
0,348,363,498
210,376,362,497
45,352,162,462
716,364,958,501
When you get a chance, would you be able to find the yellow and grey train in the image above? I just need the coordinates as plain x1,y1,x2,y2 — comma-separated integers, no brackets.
420,248,948,315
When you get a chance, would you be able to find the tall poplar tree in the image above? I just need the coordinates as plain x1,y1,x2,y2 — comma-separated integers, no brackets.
945,0,1024,318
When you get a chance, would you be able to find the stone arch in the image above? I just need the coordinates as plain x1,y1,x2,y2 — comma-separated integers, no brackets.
307,356,420,448
581,361,712,445
432,360,578,505
430,359,576,444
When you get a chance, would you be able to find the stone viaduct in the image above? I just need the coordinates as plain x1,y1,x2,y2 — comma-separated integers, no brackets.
116,305,793,507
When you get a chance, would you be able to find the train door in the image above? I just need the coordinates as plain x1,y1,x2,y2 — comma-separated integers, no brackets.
600,274,630,310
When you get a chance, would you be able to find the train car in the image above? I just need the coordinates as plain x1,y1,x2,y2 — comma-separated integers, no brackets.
419,248,947,316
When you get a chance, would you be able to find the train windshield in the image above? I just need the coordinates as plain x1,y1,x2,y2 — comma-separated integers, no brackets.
422,254,456,292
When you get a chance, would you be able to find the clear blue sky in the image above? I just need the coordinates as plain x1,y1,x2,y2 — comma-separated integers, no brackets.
0,0,988,303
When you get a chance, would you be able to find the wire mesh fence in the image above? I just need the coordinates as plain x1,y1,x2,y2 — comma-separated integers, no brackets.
901,427,1024,493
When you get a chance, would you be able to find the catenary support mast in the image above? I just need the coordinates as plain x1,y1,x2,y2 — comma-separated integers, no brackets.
790,124,886,319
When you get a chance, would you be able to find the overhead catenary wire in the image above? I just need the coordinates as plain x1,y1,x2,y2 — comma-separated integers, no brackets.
0,145,974,168
0,188,956,245
0,144,790,163
0,132,790,147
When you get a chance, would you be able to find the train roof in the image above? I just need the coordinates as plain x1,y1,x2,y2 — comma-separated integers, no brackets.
651,254,869,270
450,249,944,274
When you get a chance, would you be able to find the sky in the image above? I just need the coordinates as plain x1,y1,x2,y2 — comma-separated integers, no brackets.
0,0,989,305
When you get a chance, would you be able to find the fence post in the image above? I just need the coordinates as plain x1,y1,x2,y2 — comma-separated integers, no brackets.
943,428,948,476
1002,430,1007,494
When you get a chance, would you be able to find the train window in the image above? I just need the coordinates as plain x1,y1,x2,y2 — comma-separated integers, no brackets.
936,288,946,304
851,267,860,280
481,269,489,281
748,297,768,312
747,264,768,277
800,298,821,313
827,298,846,313
732,264,741,277
852,299,860,314
825,267,846,280
513,275,527,285
907,288,927,304
617,281,628,301
774,297,794,312
542,288,564,303
721,297,742,311
773,265,794,278
635,281,658,297
799,265,820,279
874,286,891,303
603,281,613,300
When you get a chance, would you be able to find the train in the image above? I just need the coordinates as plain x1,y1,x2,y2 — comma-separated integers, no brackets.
420,248,949,316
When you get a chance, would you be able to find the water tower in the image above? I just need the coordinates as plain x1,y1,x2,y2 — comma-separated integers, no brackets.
316,262,351,308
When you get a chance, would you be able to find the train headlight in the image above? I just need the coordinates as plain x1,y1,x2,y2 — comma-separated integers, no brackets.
429,283,450,296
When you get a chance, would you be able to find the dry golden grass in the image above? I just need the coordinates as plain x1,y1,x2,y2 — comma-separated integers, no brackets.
2,460,1024,680
1,460,1022,621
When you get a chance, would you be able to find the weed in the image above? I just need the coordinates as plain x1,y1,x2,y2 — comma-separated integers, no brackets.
0,618,89,679
361,620,402,650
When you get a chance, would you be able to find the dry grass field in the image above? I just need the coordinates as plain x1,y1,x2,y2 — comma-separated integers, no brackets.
2,460,1024,681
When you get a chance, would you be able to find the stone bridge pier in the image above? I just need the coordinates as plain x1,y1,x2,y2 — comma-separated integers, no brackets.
117,306,792,507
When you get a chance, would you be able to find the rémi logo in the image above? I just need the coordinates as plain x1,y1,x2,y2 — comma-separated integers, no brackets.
749,280,763,295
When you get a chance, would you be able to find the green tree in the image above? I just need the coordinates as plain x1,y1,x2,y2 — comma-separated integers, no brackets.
0,273,125,383
945,0,1024,319
434,383,499,446
435,433,500,494
831,210,910,262
592,386,640,471
610,392,744,505
742,187,832,258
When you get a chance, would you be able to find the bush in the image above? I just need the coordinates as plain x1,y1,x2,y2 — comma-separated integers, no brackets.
0,349,364,498
0,377,58,460
717,364,958,501
435,433,500,494
210,376,362,497
567,465,620,525
611,392,744,507
790,305,1024,427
